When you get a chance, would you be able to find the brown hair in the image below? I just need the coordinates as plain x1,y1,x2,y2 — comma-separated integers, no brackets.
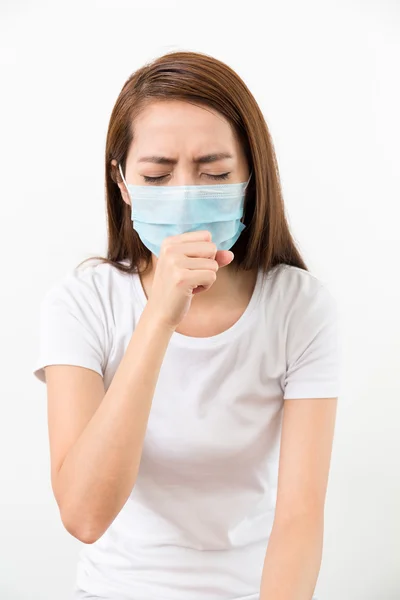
80,50,307,274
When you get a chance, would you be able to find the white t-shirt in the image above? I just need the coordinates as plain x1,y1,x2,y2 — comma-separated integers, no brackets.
33,261,340,600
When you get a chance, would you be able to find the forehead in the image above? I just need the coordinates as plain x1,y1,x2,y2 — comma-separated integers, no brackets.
130,100,238,157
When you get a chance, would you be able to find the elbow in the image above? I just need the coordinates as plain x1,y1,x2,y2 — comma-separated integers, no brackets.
54,487,105,544
53,478,122,544
60,510,103,544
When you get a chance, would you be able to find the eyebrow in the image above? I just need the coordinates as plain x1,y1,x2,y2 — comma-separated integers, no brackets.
137,152,234,165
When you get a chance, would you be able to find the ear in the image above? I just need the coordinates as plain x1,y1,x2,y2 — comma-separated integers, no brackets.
111,159,131,207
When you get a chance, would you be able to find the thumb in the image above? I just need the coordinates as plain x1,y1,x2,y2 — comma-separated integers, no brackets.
215,250,234,268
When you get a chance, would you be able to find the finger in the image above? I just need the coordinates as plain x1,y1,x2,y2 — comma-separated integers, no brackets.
173,241,217,259
181,257,219,272
215,250,234,268
181,269,217,292
162,230,212,248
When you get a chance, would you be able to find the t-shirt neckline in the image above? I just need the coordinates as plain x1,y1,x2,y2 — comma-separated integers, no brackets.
130,267,264,349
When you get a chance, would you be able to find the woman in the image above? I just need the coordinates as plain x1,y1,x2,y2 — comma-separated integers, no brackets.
33,51,339,600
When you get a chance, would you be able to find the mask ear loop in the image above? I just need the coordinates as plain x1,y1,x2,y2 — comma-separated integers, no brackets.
118,162,129,190
240,171,253,226
245,171,253,190
118,162,134,209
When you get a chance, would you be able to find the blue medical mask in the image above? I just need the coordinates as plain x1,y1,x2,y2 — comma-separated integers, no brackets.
118,163,251,257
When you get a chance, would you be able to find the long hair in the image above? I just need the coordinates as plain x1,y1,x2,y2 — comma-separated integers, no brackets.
80,51,307,274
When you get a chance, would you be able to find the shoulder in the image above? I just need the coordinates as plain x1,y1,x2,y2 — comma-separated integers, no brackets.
263,264,337,317
265,264,334,303
39,260,137,332
43,260,132,306
264,267,341,399
259,264,338,348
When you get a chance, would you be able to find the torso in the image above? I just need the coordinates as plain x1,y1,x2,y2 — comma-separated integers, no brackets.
36,259,333,600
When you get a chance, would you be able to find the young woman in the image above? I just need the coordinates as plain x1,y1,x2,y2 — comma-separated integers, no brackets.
34,51,339,600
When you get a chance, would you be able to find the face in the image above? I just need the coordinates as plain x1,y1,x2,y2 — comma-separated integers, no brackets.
113,100,249,206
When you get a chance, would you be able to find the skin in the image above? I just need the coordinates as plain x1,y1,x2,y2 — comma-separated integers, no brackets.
45,99,337,600
112,99,257,337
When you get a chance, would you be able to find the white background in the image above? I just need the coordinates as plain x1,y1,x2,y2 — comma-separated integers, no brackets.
1,0,399,598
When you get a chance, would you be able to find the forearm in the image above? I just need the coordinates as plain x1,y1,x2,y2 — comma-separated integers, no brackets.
56,306,173,542
260,514,323,600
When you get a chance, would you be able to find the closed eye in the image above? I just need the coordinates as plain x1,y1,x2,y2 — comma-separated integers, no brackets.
142,172,231,184
206,172,230,181
143,174,169,183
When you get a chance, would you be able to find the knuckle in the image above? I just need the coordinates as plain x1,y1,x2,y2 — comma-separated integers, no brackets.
172,268,185,287
162,243,173,255
160,238,168,251
163,246,178,264
161,237,174,254
211,260,219,271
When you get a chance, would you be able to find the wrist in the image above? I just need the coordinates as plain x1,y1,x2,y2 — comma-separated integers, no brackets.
141,303,177,337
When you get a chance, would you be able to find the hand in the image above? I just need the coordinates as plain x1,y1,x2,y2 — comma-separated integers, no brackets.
145,230,234,329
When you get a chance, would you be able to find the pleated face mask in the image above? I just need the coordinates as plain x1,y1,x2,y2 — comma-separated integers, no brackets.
118,163,251,257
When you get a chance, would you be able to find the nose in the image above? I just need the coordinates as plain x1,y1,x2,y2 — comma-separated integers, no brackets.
171,166,197,186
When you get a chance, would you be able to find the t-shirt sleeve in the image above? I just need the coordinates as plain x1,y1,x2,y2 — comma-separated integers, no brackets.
283,283,341,400
33,272,107,384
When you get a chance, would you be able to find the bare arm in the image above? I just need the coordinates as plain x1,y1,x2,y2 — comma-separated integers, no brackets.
47,306,173,544
259,397,337,600
45,231,232,544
